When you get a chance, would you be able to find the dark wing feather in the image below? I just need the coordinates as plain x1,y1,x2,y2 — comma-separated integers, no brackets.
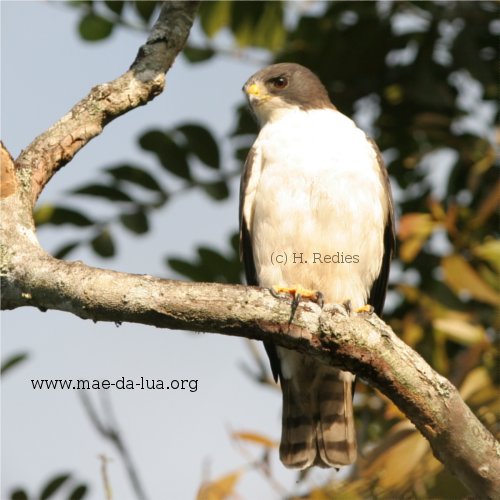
366,138,395,316
239,147,282,382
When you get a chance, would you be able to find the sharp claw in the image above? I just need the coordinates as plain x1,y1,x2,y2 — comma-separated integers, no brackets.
315,291,324,308
290,293,301,320
343,299,352,314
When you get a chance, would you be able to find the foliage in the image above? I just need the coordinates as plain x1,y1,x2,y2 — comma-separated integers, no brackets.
9,473,88,500
27,0,500,498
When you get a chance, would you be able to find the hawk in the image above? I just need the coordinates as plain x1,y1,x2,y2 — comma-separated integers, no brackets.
239,63,394,469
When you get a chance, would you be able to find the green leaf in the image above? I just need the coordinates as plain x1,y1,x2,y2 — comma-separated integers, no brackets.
230,1,285,50
72,184,133,202
1,352,28,376
91,230,115,258
54,241,81,260
106,165,164,192
183,45,215,64
198,246,241,283
167,258,205,282
40,473,71,500
10,490,28,500
78,13,114,41
178,124,220,169
120,211,149,234
134,1,158,23
201,180,229,201
256,2,286,51
231,105,258,137
199,1,232,38
230,231,240,254
68,484,88,500
104,1,124,15
235,146,251,163
34,206,93,227
167,238,242,284
139,130,191,180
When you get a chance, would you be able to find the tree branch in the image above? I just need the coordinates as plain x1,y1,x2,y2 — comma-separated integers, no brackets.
1,239,499,497
14,1,200,206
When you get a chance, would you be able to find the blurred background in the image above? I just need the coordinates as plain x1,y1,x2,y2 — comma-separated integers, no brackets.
2,1,498,499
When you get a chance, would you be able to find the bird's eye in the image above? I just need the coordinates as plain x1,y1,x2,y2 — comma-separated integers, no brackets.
272,76,288,89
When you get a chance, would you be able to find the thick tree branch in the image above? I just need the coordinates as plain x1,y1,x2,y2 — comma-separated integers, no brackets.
1,231,499,497
14,1,200,206
1,3,498,498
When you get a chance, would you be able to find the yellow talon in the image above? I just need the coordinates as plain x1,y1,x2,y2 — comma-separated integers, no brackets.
271,285,323,305
356,304,374,314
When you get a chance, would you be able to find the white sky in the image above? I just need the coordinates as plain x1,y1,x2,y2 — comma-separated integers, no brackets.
1,2,339,499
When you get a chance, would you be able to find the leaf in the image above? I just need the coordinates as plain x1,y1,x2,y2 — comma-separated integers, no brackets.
197,470,242,500
252,2,286,51
120,211,149,234
470,180,500,228
139,130,191,180
34,206,93,227
106,165,164,192
360,422,439,490
397,213,436,262
78,13,114,41
68,484,88,500
40,473,71,499
459,367,492,401
134,1,158,23
104,1,124,15
91,230,115,258
178,124,220,169
167,258,206,282
230,2,285,50
54,241,81,260
1,352,28,376
234,146,250,162
201,181,229,201
199,1,232,38
401,314,424,347
10,490,28,500
433,317,485,345
231,431,277,448
472,239,500,273
183,45,215,63
398,213,434,239
72,184,133,202
442,254,500,306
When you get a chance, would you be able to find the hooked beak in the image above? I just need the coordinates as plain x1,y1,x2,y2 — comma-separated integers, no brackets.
245,83,260,97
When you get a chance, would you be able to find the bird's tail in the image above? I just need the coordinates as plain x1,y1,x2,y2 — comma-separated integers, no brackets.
279,366,357,469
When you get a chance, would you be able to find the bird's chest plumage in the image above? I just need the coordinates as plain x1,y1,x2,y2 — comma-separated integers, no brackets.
251,109,386,307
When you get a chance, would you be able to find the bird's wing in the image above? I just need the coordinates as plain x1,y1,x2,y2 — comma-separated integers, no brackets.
366,137,395,316
239,145,282,382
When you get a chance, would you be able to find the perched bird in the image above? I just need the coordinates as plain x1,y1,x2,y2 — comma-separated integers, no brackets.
239,63,394,469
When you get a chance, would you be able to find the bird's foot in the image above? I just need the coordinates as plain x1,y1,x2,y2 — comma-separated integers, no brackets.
340,301,374,316
270,285,324,324
270,285,324,308
355,304,374,314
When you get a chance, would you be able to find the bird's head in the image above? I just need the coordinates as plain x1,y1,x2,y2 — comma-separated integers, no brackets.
243,63,334,126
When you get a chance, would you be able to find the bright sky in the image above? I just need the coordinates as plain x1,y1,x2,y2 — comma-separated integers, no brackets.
1,2,340,499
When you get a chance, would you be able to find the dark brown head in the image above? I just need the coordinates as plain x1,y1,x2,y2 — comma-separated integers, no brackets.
243,63,334,124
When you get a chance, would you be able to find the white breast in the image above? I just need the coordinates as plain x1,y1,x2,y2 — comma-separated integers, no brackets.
251,108,387,307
